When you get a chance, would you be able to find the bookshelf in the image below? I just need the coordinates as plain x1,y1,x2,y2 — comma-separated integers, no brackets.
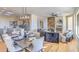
55,17,63,32
47,16,63,32
48,17,55,31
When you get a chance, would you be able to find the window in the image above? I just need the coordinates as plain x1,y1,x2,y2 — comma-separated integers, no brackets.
67,16,73,31
77,14,79,35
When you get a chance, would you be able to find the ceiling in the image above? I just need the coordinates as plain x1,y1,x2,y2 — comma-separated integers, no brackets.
0,7,76,17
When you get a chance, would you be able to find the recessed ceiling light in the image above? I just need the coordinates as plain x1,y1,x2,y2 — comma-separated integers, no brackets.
4,13,10,16
1,9,5,12
6,11,14,14
2,7,8,10
4,11,14,16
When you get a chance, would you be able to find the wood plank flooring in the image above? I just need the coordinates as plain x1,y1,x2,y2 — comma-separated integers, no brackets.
0,40,7,52
0,39,78,52
43,39,78,52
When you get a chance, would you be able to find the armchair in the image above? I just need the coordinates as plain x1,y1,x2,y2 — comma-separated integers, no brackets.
60,31,73,42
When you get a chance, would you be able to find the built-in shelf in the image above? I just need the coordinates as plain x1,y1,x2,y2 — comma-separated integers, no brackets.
47,16,63,32
48,17,55,32
55,17,63,32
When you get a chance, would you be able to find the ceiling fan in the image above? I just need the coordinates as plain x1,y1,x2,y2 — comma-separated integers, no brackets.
49,10,64,17
50,13,58,17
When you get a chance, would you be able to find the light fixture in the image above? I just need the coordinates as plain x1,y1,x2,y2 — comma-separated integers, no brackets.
51,13,58,17
19,7,30,20
4,11,14,16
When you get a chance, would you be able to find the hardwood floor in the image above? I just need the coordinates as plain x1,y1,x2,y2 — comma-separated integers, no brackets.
43,39,78,52
0,40,7,52
0,39,78,52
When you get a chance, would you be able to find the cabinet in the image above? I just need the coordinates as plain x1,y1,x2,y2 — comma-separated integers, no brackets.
47,17,63,32
48,17,55,31
55,17,63,32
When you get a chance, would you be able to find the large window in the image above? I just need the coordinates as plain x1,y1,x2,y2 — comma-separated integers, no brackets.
76,9,79,36
77,14,79,35
67,16,73,31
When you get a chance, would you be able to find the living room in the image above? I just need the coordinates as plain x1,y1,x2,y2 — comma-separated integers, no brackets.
0,7,78,52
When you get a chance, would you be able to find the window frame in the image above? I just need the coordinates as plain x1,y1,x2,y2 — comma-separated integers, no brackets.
66,15,74,31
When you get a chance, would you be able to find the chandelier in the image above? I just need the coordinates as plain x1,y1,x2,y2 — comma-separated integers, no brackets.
19,7,30,20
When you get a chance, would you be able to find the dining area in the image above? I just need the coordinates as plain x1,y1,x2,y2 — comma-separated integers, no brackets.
0,24,75,52
0,26,44,52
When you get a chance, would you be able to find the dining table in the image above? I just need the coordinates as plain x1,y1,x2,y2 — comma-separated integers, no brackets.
9,31,36,52
15,39,32,51
14,33,36,52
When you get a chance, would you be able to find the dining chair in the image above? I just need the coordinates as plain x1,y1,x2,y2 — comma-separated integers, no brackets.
13,28,25,41
2,34,23,52
18,28,25,40
32,36,44,52
0,29,4,41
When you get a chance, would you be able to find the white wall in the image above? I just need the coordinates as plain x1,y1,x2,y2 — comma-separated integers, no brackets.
37,16,41,29
43,18,48,30
30,14,48,31
37,16,48,30
30,14,37,31
74,8,79,39
0,16,17,29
